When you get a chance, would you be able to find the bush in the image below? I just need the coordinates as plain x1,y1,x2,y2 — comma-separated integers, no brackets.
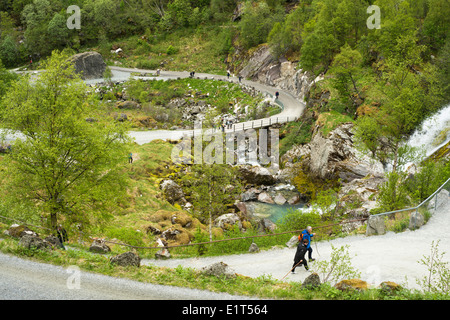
313,244,361,285
277,208,322,232
166,45,178,55
135,57,160,70
105,227,146,248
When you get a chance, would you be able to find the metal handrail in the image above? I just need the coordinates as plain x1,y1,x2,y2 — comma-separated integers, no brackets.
371,177,450,217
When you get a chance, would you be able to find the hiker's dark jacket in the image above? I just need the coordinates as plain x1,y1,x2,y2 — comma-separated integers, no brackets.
294,243,307,264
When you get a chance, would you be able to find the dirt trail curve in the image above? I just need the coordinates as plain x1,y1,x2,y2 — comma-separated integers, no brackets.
106,66,306,145
8,67,306,145
144,199,450,291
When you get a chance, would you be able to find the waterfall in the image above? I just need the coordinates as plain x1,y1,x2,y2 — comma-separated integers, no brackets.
406,104,450,158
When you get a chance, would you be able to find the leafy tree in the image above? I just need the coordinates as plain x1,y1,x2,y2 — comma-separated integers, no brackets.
328,44,364,112
179,164,242,241
239,1,285,50
47,12,69,49
21,0,54,56
268,4,311,58
417,240,450,295
376,171,410,211
0,51,131,231
0,35,18,67
422,0,450,50
210,0,238,21
331,0,368,47
0,59,18,99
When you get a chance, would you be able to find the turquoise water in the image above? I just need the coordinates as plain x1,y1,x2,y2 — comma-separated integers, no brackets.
246,201,305,224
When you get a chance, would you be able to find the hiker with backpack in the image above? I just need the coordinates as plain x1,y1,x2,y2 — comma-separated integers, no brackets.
292,238,310,273
301,226,316,262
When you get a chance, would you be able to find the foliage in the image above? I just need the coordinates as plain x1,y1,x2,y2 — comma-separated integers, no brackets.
375,171,410,212
0,59,18,99
238,1,285,50
179,164,243,240
0,51,131,230
277,208,321,232
313,244,361,284
416,240,450,295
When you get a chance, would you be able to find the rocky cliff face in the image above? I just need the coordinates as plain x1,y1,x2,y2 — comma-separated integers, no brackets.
308,123,385,183
234,44,320,102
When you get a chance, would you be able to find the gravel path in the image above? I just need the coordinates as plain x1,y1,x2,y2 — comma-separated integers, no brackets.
106,67,306,145
144,200,450,291
0,251,251,300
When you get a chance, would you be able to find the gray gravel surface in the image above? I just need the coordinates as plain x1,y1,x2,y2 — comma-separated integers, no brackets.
145,201,450,291
0,252,251,300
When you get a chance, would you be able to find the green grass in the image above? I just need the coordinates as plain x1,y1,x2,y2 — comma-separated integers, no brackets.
94,77,267,130
0,235,448,300
97,25,229,75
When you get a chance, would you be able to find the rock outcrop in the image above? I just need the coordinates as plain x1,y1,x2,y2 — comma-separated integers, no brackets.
334,279,369,292
308,123,384,182
110,251,141,267
236,45,318,102
160,179,186,205
201,262,237,279
71,52,107,80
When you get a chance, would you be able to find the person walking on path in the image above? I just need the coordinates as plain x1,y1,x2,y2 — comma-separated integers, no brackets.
301,226,316,262
56,224,68,250
292,238,310,273
128,152,133,164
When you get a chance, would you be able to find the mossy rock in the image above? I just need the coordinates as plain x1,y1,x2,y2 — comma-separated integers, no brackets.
7,225,38,238
334,279,369,292
171,211,192,227
149,210,180,223
379,281,402,294
242,220,252,230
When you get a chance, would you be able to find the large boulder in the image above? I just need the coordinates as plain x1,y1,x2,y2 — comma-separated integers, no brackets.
308,123,384,182
71,52,107,80
302,273,321,289
257,192,274,204
89,239,111,253
214,213,242,231
379,281,403,294
257,218,277,233
160,179,186,205
273,193,287,205
19,234,50,250
238,165,278,186
201,262,236,279
115,101,142,110
366,215,385,236
44,235,64,249
110,251,141,267
409,211,425,230
6,224,38,238
334,279,369,292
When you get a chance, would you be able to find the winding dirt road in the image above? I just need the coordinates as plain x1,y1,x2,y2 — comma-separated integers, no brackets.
145,197,450,291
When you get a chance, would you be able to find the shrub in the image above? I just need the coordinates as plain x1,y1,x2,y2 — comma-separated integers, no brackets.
166,45,178,55
277,208,322,232
313,244,361,285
